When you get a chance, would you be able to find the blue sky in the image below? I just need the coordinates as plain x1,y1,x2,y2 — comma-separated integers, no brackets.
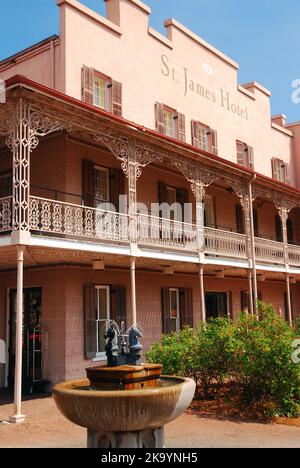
0,0,299,122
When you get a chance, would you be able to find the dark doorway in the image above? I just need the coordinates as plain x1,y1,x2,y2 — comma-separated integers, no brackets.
205,292,228,319
8,288,42,392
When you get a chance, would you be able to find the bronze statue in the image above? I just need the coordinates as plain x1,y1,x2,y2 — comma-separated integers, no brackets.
104,321,119,367
104,321,143,367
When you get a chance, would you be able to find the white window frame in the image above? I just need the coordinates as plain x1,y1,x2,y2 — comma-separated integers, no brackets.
94,285,110,360
198,125,209,151
93,76,111,111
169,288,180,332
163,108,176,138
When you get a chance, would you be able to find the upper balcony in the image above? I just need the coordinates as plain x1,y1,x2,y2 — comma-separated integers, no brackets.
1,189,300,270
0,77,300,274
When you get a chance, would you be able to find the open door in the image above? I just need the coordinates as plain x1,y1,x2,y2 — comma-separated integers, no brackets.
8,288,43,393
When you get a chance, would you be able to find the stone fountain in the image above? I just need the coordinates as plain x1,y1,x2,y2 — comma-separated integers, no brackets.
53,321,195,448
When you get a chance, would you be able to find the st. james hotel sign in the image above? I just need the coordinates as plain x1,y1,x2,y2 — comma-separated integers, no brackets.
161,54,249,121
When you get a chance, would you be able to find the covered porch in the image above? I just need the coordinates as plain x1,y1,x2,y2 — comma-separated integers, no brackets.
1,75,300,422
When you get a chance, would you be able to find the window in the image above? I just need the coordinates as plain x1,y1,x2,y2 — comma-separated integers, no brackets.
0,172,11,198
93,76,108,110
94,166,110,207
203,195,215,228
275,214,294,243
161,288,193,334
94,286,110,356
158,182,189,222
272,158,290,184
155,102,186,141
191,121,218,155
82,160,125,210
236,141,254,169
84,285,126,359
82,65,122,116
163,108,174,137
205,292,229,319
236,205,259,236
169,288,180,333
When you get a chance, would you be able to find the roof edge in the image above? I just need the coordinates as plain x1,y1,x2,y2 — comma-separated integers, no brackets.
0,35,59,67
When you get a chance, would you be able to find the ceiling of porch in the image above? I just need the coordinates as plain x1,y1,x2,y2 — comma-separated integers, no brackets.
0,244,298,283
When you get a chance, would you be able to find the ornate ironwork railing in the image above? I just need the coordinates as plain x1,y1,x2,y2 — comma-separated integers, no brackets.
254,237,285,265
137,213,198,251
29,197,129,243
288,244,300,267
27,197,300,269
204,227,247,259
0,196,12,232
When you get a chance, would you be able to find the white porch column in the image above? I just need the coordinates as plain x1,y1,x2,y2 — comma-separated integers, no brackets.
199,265,206,323
10,246,26,423
286,274,293,326
248,180,258,312
278,207,290,266
193,182,205,258
130,257,137,326
247,270,254,316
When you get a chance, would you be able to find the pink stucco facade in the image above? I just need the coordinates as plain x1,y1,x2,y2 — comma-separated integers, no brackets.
0,0,300,389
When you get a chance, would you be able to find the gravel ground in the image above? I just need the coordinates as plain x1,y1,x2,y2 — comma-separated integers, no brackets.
0,395,300,448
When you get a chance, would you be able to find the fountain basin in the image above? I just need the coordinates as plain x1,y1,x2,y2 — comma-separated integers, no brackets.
53,376,195,433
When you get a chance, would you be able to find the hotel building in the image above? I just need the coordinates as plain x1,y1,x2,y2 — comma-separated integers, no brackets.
0,0,300,421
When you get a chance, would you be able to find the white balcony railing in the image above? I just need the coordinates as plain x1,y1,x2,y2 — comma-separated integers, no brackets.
26,196,300,268
288,244,300,267
29,197,129,243
0,196,12,232
255,237,285,265
204,227,247,259
137,213,197,251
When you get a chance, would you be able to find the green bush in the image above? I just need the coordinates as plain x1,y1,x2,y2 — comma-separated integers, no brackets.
234,303,300,416
146,302,300,418
294,317,300,335
146,326,197,376
194,318,238,397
